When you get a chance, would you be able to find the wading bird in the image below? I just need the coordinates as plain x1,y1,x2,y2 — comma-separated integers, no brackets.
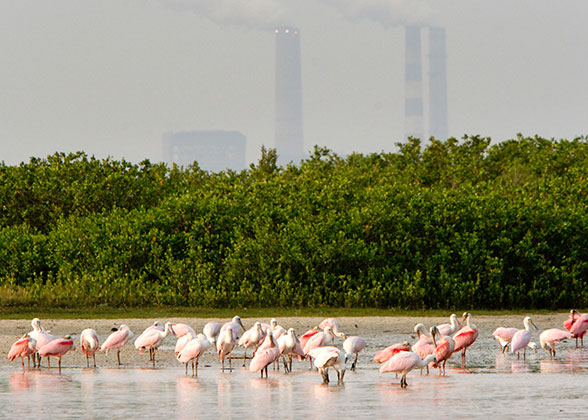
8,334,37,372
100,324,134,366
511,316,539,359
80,328,100,368
430,326,454,375
373,342,410,364
343,335,366,371
452,312,478,367
38,336,76,373
307,346,349,384
134,322,176,367
177,333,212,376
380,351,436,388
540,328,572,358
249,332,280,378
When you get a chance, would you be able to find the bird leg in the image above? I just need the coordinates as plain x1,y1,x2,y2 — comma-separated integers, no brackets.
320,368,329,384
93,353,96,368
289,355,293,373
195,360,199,377
117,349,121,366
58,357,62,374
282,356,289,373
243,348,248,367
47,357,51,369
152,349,156,367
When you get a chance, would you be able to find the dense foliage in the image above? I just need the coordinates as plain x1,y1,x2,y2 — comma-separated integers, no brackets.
1,135,587,309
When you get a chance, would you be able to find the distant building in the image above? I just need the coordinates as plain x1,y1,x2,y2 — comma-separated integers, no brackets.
162,130,246,172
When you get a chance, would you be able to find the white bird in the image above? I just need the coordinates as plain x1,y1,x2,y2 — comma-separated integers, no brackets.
436,314,462,336
220,316,246,340
133,322,176,367
343,336,366,371
307,346,349,384
217,328,237,372
203,321,222,350
177,333,212,376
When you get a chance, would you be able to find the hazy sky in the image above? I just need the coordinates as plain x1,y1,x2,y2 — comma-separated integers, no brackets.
2,1,587,166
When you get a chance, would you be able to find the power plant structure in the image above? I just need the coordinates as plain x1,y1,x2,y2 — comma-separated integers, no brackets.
274,26,305,165
404,25,449,141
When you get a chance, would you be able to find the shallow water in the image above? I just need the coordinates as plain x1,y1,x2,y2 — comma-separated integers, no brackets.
2,316,587,419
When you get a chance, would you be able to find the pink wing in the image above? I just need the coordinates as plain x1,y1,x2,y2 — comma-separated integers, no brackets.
510,330,530,353
307,346,341,368
344,336,366,354
540,328,572,345
249,347,280,372
177,340,204,364
100,329,130,352
493,327,518,342
303,332,330,355
563,317,574,331
300,329,319,349
453,327,478,353
412,337,435,359
570,315,588,336
319,318,340,331
172,323,195,338
8,337,33,361
379,351,419,373
374,343,410,363
39,339,74,357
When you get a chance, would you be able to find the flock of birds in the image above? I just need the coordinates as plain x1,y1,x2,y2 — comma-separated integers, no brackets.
6,309,588,388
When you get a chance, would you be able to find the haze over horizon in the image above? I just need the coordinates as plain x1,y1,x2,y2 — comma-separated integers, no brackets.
2,0,587,166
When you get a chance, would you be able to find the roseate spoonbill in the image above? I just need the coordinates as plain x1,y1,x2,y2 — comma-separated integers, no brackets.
380,351,436,388
217,328,237,372
412,324,435,373
134,322,176,367
343,335,366,371
452,312,478,367
319,318,345,338
303,326,335,355
171,323,196,338
28,318,55,367
203,321,221,350
38,336,76,373
239,322,267,366
80,328,100,368
277,328,304,373
220,316,246,340
175,333,192,357
307,346,349,384
373,342,410,363
270,318,287,339
177,333,212,376
540,328,572,357
430,326,455,375
100,324,134,366
134,321,164,361
299,327,319,349
492,327,519,353
8,334,37,371
436,314,462,336
567,310,588,347
511,316,539,359
249,332,281,378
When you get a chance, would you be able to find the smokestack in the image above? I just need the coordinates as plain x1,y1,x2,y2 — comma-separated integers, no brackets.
428,27,448,140
275,26,304,164
404,25,424,140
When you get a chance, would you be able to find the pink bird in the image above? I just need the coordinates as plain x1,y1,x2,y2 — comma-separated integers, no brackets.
568,310,588,347
38,336,76,372
80,328,100,368
511,316,539,359
134,322,164,361
7,334,37,371
436,314,462,336
249,332,280,378
28,318,55,368
318,318,345,338
380,351,436,388
492,327,519,353
307,346,348,384
343,336,366,371
100,324,134,366
430,326,455,375
540,328,572,357
411,323,435,362
303,326,335,355
299,327,319,349
452,312,479,367
220,316,246,340
238,322,267,366
177,333,212,376
373,342,410,363
175,333,192,357
134,322,176,367
277,328,305,373
171,323,196,338
217,328,237,372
